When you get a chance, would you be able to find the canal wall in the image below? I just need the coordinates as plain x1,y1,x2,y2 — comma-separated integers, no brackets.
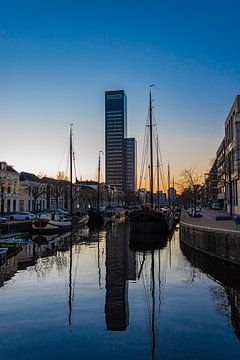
180,221,240,266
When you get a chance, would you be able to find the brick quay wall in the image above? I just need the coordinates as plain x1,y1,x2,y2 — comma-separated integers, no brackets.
180,210,240,266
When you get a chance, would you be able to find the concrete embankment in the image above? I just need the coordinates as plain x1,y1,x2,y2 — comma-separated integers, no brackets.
180,209,240,266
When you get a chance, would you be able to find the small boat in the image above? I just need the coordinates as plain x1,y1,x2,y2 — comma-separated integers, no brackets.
0,238,22,250
0,232,26,240
32,210,72,233
0,248,8,260
32,209,89,233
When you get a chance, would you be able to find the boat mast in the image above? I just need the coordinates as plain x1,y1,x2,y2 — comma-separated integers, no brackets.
156,135,160,209
68,234,73,331
70,124,73,215
149,87,154,209
167,163,170,208
97,151,103,210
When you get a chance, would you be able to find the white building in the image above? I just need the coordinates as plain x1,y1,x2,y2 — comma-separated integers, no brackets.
0,161,19,213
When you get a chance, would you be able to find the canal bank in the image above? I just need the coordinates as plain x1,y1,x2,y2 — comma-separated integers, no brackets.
180,209,240,265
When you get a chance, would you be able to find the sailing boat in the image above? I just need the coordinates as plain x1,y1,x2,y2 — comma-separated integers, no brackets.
32,125,88,233
87,151,107,226
129,87,169,245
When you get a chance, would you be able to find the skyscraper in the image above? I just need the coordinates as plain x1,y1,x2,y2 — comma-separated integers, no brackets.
124,138,137,193
105,90,127,191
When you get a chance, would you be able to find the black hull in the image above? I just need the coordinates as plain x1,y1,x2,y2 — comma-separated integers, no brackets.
128,208,169,249
88,212,106,226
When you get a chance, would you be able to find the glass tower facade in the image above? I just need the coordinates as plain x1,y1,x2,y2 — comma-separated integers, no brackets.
105,90,127,191
124,138,137,193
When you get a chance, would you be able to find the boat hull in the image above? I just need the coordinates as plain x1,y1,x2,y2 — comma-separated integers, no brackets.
87,211,108,226
32,214,89,234
32,218,72,234
129,220,168,235
128,208,169,248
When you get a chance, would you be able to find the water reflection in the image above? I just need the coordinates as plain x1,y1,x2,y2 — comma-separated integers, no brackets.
0,225,240,359
105,222,135,331
180,240,240,342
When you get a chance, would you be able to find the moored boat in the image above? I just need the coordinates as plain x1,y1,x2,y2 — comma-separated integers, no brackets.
128,87,169,245
32,210,72,233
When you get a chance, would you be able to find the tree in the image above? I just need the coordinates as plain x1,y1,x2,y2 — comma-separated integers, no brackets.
177,168,203,210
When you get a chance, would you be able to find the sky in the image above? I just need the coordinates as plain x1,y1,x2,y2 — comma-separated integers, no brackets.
1,0,240,185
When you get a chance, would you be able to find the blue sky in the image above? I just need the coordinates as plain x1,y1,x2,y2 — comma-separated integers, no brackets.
0,0,240,183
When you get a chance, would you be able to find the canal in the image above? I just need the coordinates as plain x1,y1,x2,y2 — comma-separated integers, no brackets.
0,221,240,359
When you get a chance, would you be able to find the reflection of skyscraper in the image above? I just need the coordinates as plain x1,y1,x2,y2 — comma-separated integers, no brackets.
105,223,136,331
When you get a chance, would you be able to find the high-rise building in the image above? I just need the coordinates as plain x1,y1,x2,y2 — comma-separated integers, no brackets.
124,138,137,193
105,90,127,191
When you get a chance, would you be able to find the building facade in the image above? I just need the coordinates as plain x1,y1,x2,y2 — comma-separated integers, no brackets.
19,172,47,212
0,161,19,213
204,159,218,208
224,95,240,214
216,139,226,209
105,90,137,194
205,95,240,215
105,90,127,191
123,138,137,193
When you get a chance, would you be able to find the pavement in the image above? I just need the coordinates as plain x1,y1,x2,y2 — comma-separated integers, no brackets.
180,208,239,233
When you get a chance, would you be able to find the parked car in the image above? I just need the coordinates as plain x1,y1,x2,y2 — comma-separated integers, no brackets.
0,217,7,223
211,202,220,210
9,212,36,221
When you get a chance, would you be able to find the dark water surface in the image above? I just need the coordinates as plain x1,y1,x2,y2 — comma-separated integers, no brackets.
0,222,240,360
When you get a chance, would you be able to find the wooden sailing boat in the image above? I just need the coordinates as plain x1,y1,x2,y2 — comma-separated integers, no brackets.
87,151,107,226
69,124,89,226
32,125,88,233
129,87,169,245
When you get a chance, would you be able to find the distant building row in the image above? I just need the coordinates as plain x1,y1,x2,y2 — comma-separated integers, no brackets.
0,161,122,214
204,95,240,214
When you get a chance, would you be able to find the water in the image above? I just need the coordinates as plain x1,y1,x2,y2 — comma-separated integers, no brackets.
0,222,240,359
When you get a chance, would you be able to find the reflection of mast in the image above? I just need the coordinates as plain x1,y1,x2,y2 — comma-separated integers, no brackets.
97,232,102,289
68,234,73,332
151,250,156,360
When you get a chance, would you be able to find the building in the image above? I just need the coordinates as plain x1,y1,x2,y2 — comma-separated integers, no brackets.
105,90,137,194
208,95,240,215
224,95,240,214
105,90,127,191
204,159,218,208
19,172,47,212
123,138,137,193
168,187,177,206
216,139,226,209
0,161,19,213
